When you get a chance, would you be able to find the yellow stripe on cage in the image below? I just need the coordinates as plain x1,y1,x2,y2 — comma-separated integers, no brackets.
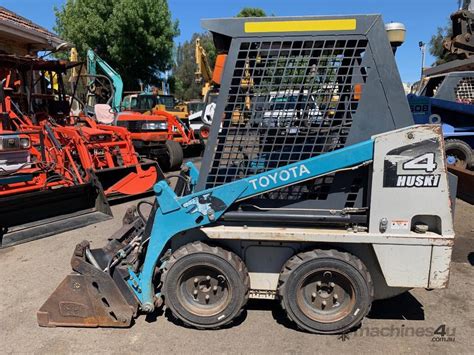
244,19,357,33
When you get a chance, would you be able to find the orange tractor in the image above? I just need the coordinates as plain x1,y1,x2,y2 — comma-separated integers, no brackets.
86,50,203,171
117,102,201,170
0,54,162,247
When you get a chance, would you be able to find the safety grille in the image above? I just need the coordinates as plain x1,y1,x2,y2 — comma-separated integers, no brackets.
117,120,144,133
455,77,474,104
205,38,369,199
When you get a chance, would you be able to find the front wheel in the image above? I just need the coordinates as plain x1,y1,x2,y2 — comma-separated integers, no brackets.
165,140,184,171
161,242,250,329
278,249,373,334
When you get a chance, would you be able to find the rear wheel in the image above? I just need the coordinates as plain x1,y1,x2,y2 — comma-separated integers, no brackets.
445,139,472,169
162,242,250,329
278,249,373,334
165,140,184,171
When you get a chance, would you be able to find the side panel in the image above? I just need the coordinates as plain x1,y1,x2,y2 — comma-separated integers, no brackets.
369,125,455,236
372,244,453,288
372,244,431,287
429,246,452,288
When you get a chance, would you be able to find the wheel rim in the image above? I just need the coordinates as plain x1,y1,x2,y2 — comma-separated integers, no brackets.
296,268,356,324
446,155,457,165
446,149,467,168
177,265,231,317
200,127,209,139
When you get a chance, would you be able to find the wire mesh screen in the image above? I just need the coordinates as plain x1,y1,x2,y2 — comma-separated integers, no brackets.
206,38,369,200
455,77,474,104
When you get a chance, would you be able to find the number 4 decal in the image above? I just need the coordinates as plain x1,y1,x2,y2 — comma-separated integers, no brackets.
403,153,437,173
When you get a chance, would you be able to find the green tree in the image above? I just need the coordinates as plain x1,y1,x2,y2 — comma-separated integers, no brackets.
173,32,216,100
429,25,456,66
236,7,267,17
172,7,267,100
55,0,179,88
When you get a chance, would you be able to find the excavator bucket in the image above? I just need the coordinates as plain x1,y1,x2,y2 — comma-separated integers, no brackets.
94,160,164,199
0,180,113,248
37,220,142,327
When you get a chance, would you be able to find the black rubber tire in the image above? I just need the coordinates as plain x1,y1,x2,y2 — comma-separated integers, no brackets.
165,140,184,171
278,249,373,334
161,241,250,329
444,139,472,169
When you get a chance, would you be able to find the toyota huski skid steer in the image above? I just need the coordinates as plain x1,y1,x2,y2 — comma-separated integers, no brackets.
38,15,456,334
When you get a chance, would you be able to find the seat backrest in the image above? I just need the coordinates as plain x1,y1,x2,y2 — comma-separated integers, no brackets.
94,104,115,124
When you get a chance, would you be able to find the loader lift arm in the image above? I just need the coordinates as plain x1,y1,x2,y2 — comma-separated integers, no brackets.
87,49,124,112
127,139,374,310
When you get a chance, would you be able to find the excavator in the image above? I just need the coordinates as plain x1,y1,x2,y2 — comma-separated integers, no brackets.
189,38,226,138
443,1,474,58
86,49,124,114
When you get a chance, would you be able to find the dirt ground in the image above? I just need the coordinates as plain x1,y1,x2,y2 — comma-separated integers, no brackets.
0,184,473,354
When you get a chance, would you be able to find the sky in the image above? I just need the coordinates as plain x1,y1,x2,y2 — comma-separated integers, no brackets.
1,0,460,83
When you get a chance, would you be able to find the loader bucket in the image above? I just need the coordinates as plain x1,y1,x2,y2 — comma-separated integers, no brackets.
38,231,140,327
0,181,113,248
94,160,164,199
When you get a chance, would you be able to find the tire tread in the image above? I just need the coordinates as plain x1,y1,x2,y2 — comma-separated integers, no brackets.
161,241,249,329
278,248,374,333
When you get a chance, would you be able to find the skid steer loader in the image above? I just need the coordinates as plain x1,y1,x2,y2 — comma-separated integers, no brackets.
38,15,456,334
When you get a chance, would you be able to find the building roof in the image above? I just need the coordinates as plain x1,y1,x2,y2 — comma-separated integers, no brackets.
0,6,65,53
0,53,81,71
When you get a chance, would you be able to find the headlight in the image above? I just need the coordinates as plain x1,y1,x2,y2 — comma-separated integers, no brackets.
0,136,30,150
141,122,168,131
20,138,31,149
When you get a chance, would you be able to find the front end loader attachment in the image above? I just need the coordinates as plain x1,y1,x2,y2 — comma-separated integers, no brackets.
0,181,113,248
37,217,143,327
94,160,164,200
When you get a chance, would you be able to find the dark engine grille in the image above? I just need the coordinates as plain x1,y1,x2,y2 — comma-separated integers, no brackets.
205,38,369,201
117,120,143,133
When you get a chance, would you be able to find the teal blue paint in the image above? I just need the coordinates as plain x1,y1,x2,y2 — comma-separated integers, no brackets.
128,138,374,307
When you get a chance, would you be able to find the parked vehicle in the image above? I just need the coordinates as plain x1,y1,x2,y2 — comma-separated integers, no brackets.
117,93,202,170
408,72,474,169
